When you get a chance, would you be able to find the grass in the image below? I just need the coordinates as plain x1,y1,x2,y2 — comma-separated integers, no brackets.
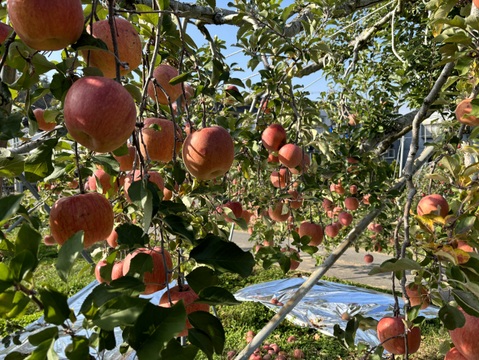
1,244,446,359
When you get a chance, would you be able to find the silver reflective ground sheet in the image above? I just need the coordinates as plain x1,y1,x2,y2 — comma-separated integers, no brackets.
234,277,438,346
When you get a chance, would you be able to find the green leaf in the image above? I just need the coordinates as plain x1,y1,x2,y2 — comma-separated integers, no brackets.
128,302,186,358
55,231,84,282
24,337,58,360
0,262,14,292
16,223,41,260
0,290,29,319
185,267,219,294
24,139,57,182
115,223,149,247
170,72,191,85
0,149,24,178
161,339,199,360
368,258,422,275
190,234,255,277
438,304,466,330
50,73,73,101
127,180,154,234
0,111,23,141
157,0,170,11
10,250,36,281
71,31,108,51
98,329,116,352
65,336,90,360
28,327,59,346
197,286,241,305
39,288,72,325
163,215,196,243
454,215,476,235
188,311,225,356
205,0,216,8
452,289,479,317
93,295,148,331
0,193,23,223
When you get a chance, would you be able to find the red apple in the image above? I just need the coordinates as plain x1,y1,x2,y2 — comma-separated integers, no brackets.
182,126,235,180
123,170,165,202
33,108,56,131
344,197,359,211
455,99,479,127
270,168,290,188
278,143,303,169
113,145,136,171
159,284,210,336
298,221,323,246
87,169,118,195
140,118,181,163
288,190,303,209
338,211,353,226
95,259,109,284
417,194,449,218
106,228,118,248
377,316,421,355
0,22,13,44
268,201,290,222
7,0,84,51
111,261,124,281
267,153,279,163
64,76,137,153
261,124,286,152
147,64,183,105
322,198,334,211
368,223,383,233
123,246,173,295
349,184,358,194
222,201,243,222
405,283,430,309
364,254,374,263
445,347,468,360
83,17,142,78
457,240,474,252
324,223,340,238
289,153,310,175
43,234,56,246
281,247,300,270
49,193,114,248
449,308,479,359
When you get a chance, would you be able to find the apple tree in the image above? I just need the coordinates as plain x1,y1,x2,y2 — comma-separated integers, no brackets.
2,0,479,359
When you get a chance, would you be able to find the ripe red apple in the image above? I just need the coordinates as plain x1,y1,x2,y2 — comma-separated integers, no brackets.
322,198,334,211
111,261,124,281
43,234,56,246
222,201,243,222
377,316,421,355
87,169,118,194
298,221,323,246
113,145,136,171
261,124,286,152
7,0,84,51
140,118,181,163
278,143,303,169
270,168,290,188
0,22,13,44
455,99,479,127
288,189,303,209
449,308,479,359
268,201,290,222
348,113,358,126
95,259,109,284
368,223,383,233
147,64,183,105
405,283,430,309
267,153,279,163
123,170,165,202
33,108,56,131
83,17,142,78
159,284,210,336
457,240,474,252
289,153,310,175
106,228,118,248
349,184,358,194
363,194,371,205
182,126,235,180
344,197,359,211
417,194,449,218
324,223,340,238
49,193,114,248
445,347,468,360
281,247,300,270
338,211,353,226
64,76,137,153
364,254,374,263
122,247,173,295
